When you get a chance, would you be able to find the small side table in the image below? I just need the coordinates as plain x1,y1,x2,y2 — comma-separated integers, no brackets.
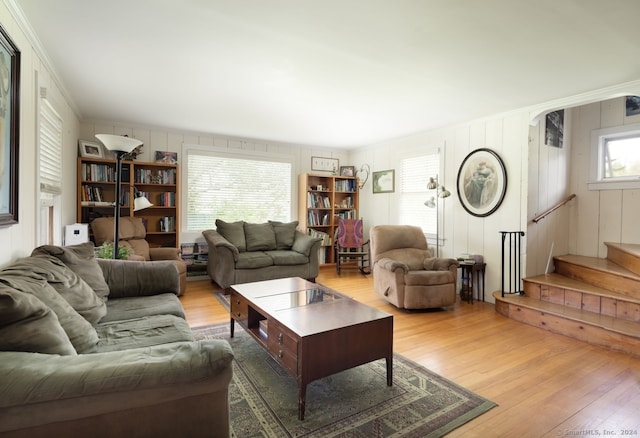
459,262,487,304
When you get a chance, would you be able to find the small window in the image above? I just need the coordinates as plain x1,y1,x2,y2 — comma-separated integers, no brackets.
590,123,640,190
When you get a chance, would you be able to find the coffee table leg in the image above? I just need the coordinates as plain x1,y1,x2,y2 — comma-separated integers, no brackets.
386,356,393,386
298,382,307,420
230,318,235,338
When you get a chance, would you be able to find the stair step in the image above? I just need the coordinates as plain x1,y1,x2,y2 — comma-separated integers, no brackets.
524,273,640,306
605,242,640,276
554,254,640,298
493,291,640,357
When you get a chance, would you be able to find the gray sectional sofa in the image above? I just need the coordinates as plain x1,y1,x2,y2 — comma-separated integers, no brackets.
202,220,322,289
0,242,234,438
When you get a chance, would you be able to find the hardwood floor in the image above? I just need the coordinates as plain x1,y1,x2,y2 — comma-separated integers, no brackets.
180,268,640,437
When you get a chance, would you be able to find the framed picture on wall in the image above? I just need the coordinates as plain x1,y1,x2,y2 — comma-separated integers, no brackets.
545,110,564,148
0,24,20,227
78,140,104,158
456,148,507,217
372,169,395,193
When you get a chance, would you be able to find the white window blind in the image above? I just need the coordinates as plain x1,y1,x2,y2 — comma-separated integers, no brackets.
186,149,292,231
399,153,439,234
39,97,63,194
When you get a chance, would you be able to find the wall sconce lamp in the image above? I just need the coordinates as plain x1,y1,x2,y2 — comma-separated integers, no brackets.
356,164,371,190
95,134,143,259
424,175,451,257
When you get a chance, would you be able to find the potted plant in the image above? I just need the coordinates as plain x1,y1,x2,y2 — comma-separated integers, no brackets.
94,241,133,259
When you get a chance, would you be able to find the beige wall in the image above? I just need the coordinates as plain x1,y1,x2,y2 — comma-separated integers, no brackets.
0,4,79,267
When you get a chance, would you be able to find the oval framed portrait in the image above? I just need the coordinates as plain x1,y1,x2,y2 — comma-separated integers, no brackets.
456,148,507,217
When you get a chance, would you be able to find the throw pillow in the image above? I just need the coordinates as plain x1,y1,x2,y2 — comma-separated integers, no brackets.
0,271,99,353
244,222,277,251
32,242,110,303
0,284,77,355
11,255,106,324
215,219,246,252
269,220,299,250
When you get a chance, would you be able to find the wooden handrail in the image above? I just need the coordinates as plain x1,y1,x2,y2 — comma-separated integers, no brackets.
532,194,576,223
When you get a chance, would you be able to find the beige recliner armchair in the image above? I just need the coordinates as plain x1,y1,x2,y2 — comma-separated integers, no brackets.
90,216,187,295
370,225,459,309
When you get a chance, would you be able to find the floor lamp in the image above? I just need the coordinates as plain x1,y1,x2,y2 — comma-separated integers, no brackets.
95,134,144,259
425,175,451,257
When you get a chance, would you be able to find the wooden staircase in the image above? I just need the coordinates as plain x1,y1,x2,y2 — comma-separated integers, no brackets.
493,242,640,357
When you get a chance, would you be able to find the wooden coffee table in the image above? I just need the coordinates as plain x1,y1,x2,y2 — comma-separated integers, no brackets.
229,277,393,420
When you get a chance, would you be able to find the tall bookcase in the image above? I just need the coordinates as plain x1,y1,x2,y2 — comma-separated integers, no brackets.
77,157,179,248
298,173,359,264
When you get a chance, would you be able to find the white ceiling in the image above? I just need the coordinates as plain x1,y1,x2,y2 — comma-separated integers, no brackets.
13,0,640,148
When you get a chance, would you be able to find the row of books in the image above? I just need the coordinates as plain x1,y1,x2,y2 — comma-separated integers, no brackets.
81,163,130,182
135,168,176,185
307,229,332,246
335,196,354,208
180,242,209,266
157,192,176,207
308,211,330,226
307,192,331,208
159,216,176,232
334,179,357,192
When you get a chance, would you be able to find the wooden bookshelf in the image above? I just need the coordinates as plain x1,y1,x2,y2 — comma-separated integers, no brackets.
77,157,179,248
298,173,359,264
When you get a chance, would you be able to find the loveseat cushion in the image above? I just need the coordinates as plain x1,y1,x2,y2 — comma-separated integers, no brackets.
32,242,110,303
235,252,274,269
0,273,98,353
95,314,194,352
266,250,309,266
0,284,77,355
216,219,246,252
269,220,299,249
100,293,186,323
244,222,277,251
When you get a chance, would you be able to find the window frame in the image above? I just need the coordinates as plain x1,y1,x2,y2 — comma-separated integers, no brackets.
589,122,640,190
398,148,440,236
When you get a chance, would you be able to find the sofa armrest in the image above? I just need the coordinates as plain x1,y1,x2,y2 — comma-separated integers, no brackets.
202,230,239,258
97,259,180,298
291,231,322,256
377,257,409,273
149,247,182,261
0,340,234,433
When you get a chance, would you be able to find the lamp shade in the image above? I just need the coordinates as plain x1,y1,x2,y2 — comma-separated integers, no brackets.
95,134,143,153
133,195,154,211
439,186,451,198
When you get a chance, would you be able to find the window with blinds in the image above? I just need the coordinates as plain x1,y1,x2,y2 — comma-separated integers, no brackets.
186,148,292,231
399,153,439,234
39,98,63,194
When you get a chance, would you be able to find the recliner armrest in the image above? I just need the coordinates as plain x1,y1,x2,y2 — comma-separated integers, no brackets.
377,257,409,272
149,247,182,261
423,257,460,271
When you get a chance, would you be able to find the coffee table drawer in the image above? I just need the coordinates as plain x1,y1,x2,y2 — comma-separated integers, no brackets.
267,321,298,374
230,292,248,322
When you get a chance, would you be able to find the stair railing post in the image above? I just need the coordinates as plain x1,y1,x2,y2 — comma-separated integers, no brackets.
500,231,525,297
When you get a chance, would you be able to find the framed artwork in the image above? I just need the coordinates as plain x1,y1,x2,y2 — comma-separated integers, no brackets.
339,166,355,177
456,148,507,217
545,109,564,147
625,96,640,117
155,150,178,164
78,140,104,158
372,169,395,193
0,24,20,227
311,156,339,172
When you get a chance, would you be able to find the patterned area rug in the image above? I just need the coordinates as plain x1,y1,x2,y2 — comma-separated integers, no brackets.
193,322,497,437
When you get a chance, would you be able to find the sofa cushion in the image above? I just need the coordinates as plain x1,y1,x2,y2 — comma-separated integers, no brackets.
0,284,77,355
235,252,274,269
32,242,110,303
100,293,186,323
269,220,299,250
95,314,195,352
216,219,246,252
244,222,277,251
11,255,107,325
0,273,98,353
266,250,309,266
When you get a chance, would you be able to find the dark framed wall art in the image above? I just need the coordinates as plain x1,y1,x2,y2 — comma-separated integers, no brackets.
545,109,564,148
0,24,20,227
456,148,507,217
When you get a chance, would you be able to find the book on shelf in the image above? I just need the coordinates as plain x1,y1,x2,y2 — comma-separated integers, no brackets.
307,229,332,246
81,201,113,207
180,243,195,256
159,216,176,232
